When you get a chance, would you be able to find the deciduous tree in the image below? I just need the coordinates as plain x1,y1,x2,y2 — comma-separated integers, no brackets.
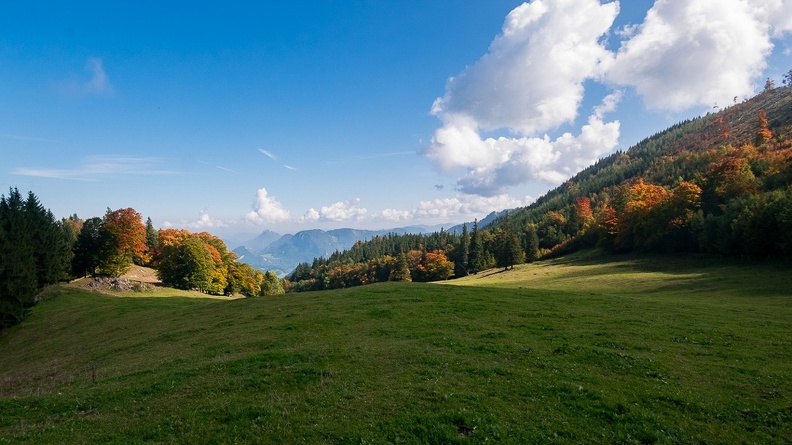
99,208,147,276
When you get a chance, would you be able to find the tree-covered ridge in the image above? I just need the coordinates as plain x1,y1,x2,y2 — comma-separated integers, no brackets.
496,86,792,258
288,86,792,292
286,219,526,292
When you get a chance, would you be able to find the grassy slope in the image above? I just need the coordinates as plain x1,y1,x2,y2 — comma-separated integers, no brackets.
1,252,791,444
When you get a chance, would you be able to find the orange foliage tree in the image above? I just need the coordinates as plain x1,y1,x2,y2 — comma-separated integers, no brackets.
99,208,147,276
423,249,455,281
755,109,773,145
607,180,702,251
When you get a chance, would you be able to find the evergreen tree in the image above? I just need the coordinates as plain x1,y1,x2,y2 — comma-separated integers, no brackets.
495,228,523,270
72,217,103,277
453,223,469,277
0,190,37,328
145,217,159,250
524,223,540,263
24,191,72,285
0,189,72,329
468,219,486,274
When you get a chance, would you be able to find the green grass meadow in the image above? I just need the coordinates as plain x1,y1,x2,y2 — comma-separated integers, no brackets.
1,251,791,444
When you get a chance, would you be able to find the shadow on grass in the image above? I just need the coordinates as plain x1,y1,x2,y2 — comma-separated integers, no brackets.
542,249,792,298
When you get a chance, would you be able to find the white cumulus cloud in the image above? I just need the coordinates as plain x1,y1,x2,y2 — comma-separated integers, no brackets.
187,213,231,230
426,103,621,196
413,194,533,220
424,0,621,197
606,0,783,110
432,0,618,135
374,194,533,223
311,198,368,222
424,0,791,198
246,188,292,225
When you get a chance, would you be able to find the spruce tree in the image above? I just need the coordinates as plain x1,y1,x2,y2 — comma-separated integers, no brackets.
454,223,470,277
468,219,486,274
0,189,71,329
524,223,540,263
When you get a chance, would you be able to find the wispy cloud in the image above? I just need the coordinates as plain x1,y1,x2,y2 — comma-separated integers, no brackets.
258,148,277,160
283,164,297,171
57,57,114,97
216,165,241,174
0,134,70,144
11,155,178,180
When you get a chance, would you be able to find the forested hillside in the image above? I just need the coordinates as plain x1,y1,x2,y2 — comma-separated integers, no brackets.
288,85,792,292
500,85,792,257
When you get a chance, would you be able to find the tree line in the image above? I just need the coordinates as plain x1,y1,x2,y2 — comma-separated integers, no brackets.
286,220,527,292
0,197,283,330
0,189,72,328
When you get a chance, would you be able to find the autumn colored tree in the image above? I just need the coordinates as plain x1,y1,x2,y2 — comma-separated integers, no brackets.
423,249,455,281
573,197,594,230
157,235,215,291
99,208,147,276
390,253,412,282
704,156,757,209
612,179,671,250
755,109,773,145
369,255,395,283
537,211,567,249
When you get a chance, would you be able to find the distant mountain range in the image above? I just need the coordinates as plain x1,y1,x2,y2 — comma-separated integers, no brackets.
228,225,450,277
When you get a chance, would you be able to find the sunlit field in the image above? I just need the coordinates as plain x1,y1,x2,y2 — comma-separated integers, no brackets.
2,251,790,444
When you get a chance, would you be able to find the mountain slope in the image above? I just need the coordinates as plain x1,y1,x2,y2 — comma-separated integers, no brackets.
489,87,792,255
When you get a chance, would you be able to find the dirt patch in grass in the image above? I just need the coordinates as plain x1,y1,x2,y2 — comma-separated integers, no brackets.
121,266,161,283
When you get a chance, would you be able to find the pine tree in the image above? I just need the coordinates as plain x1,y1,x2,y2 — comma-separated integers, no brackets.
495,228,523,270
72,217,103,277
468,219,486,274
454,223,470,277
524,223,540,263
0,189,72,329
145,217,159,249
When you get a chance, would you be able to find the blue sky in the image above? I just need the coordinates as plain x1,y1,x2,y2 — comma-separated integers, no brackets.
2,1,791,236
